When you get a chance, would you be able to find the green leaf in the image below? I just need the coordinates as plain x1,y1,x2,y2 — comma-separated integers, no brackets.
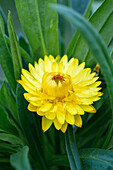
0,15,16,93
80,148,113,169
15,0,58,60
0,82,23,136
49,148,113,169
0,133,23,146
0,81,19,122
0,104,17,135
4,34,33,64
16,84,48,169
0,142,20,154
48,154,69,167
8,11,22,80
65,126,82,170
0,14,4,34
10,146,32,170
67,0,93,59
67,0,113,68
83,0,94,19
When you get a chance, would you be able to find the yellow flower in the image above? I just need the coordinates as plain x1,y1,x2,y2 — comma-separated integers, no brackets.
18,55,102,133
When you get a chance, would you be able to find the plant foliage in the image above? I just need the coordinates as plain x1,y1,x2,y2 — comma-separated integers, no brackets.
0,0,113,169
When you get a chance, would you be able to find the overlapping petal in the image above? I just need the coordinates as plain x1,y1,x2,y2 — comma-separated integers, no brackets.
18,55,102,133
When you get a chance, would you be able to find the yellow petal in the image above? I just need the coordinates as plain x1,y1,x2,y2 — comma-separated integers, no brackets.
37,109,45,116
90,96,101,101
73,68,91,85
54,118,62,130
66,103,77,115
21,75,40,90
22,68,41,86
24,93,39,102
57,111,65,124
34,61,44,77
80,98,93,105
49,55,55,62
60,54,68,64
29,63,42,82
66,59,78,76
18,81,37,95
45,111,56,120
75,105,84,115
42,117,52,132
28,104,37,111
58,62,63,73
89,81,101,88
73,62,85,77
38,58,45,71
39,103,52,112
65,112,75,125
61,122,68,133
52,61,58,72
44,55,52,72
81,105,96,113
75,115,82,127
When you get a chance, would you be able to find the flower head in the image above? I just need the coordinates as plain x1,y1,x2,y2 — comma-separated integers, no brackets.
18,55,102,133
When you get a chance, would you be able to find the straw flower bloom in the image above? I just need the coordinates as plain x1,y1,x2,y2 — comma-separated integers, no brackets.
18,55,102,133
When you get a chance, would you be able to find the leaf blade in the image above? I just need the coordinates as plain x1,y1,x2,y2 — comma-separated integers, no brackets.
8,11,22,80
10,146,32,170
0,15,16,93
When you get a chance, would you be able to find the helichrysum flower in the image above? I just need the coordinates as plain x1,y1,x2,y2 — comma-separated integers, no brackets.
18,55,102,133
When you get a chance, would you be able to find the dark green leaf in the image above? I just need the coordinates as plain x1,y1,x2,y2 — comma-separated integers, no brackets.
0,142,20,154
16,84,48,169
0,81,19,122
65,126,82,170
0,104,17,135
80,148,113,170
49,148,113,169
10,146,32,170
8,11,22,80
0,15,16,93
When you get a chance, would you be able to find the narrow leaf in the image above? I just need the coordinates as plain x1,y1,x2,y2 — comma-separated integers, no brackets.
0,104,17,135
65,126,82,170
8,11,22,80
0,81,19,122
0,15,16,93
0,133,23,146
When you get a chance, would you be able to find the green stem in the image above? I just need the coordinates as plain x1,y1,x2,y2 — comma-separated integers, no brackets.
65,126,82,170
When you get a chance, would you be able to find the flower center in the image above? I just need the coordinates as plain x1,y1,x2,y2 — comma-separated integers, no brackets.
41,72,72,99
52,74,65,84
